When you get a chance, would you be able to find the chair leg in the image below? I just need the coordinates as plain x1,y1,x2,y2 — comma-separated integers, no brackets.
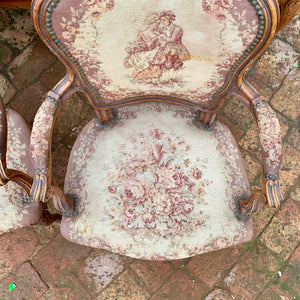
237,190,267,217
38,203,61,225
51,186,79,217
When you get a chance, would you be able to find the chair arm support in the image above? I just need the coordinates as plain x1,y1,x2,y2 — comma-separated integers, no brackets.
254,100,283,208
30,95,59,202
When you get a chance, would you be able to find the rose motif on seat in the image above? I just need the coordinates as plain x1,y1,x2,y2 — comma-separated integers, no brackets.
124,179,147,205
158,166,186,190
106,128,212,239
125,157,148,175
191,168,202,180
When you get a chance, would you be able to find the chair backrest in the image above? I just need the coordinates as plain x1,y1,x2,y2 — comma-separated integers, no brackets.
32,0,279,115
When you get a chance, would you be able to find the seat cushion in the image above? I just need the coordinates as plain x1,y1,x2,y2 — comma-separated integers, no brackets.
63,103,252,260
0,109,42,235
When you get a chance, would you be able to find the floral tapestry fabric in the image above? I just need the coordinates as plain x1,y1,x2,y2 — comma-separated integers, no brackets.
0,109,42,235
30,97,57,171
255,102,282,175
51,0,258,106
62,103,252,260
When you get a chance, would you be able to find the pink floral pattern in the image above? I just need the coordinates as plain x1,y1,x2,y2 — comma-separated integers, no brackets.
255,102,282,175
62,103,252,260
30,97,57,171
202,0,260,46
106,127,211,239
0,109,41,234
51,0,258,106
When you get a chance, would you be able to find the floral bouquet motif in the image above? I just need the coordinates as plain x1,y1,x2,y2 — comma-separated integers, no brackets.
106,127,212,239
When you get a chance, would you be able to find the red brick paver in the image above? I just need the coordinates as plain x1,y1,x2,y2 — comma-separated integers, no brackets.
0,228,39,280
31,234,91,286
0,262,47,299
223,243,284,299
186,245,245,288
129,260,174,294
151,269,208,300
77,250,125,297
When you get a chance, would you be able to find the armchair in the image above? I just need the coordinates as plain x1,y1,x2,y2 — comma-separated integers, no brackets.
29,0,298,259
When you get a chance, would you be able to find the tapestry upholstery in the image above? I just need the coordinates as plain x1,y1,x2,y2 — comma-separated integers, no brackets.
50,0,259,106
62,103,253,260
30,96,57,172
0,109,42,235
255,101,282,176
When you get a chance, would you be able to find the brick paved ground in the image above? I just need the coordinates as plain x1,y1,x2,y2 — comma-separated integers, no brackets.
0,8,299,300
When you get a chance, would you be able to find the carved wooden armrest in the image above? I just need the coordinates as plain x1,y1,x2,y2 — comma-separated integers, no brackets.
254,99,283,208
29,92,79,217
239,99,283,217
30,94,59,202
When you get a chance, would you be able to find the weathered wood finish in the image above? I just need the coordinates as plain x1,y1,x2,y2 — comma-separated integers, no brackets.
277,0,300,31
0,0,31,8
51,186,78,217
239,190,267,215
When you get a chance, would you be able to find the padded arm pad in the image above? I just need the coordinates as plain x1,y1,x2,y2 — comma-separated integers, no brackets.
255,100,282,175
30,96,58,202
254,100,283,207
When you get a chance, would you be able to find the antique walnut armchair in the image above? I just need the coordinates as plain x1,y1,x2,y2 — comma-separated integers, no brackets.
29,0,298,259
0,99,42,234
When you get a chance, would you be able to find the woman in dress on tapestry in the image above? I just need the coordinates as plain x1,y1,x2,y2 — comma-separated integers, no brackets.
124,11,190,85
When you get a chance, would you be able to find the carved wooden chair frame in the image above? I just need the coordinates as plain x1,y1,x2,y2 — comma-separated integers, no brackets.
29,0,300,218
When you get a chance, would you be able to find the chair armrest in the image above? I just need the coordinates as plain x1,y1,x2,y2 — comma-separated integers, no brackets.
0,101,34,194
254,100,283,208
30,95,59,202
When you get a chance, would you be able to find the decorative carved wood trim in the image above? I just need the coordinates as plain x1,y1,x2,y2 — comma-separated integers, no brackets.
51,186,78,216
263,176,283,208
238,190,267,216
195,111,216,127
238,175,283,217
0,0,31,8
277,0,300,32
30,173,49,202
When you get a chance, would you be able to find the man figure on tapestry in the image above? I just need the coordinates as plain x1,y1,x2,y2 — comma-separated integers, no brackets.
124,10,190,85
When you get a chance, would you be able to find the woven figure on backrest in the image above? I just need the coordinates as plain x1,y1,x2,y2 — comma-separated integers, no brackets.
29,0,298,259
